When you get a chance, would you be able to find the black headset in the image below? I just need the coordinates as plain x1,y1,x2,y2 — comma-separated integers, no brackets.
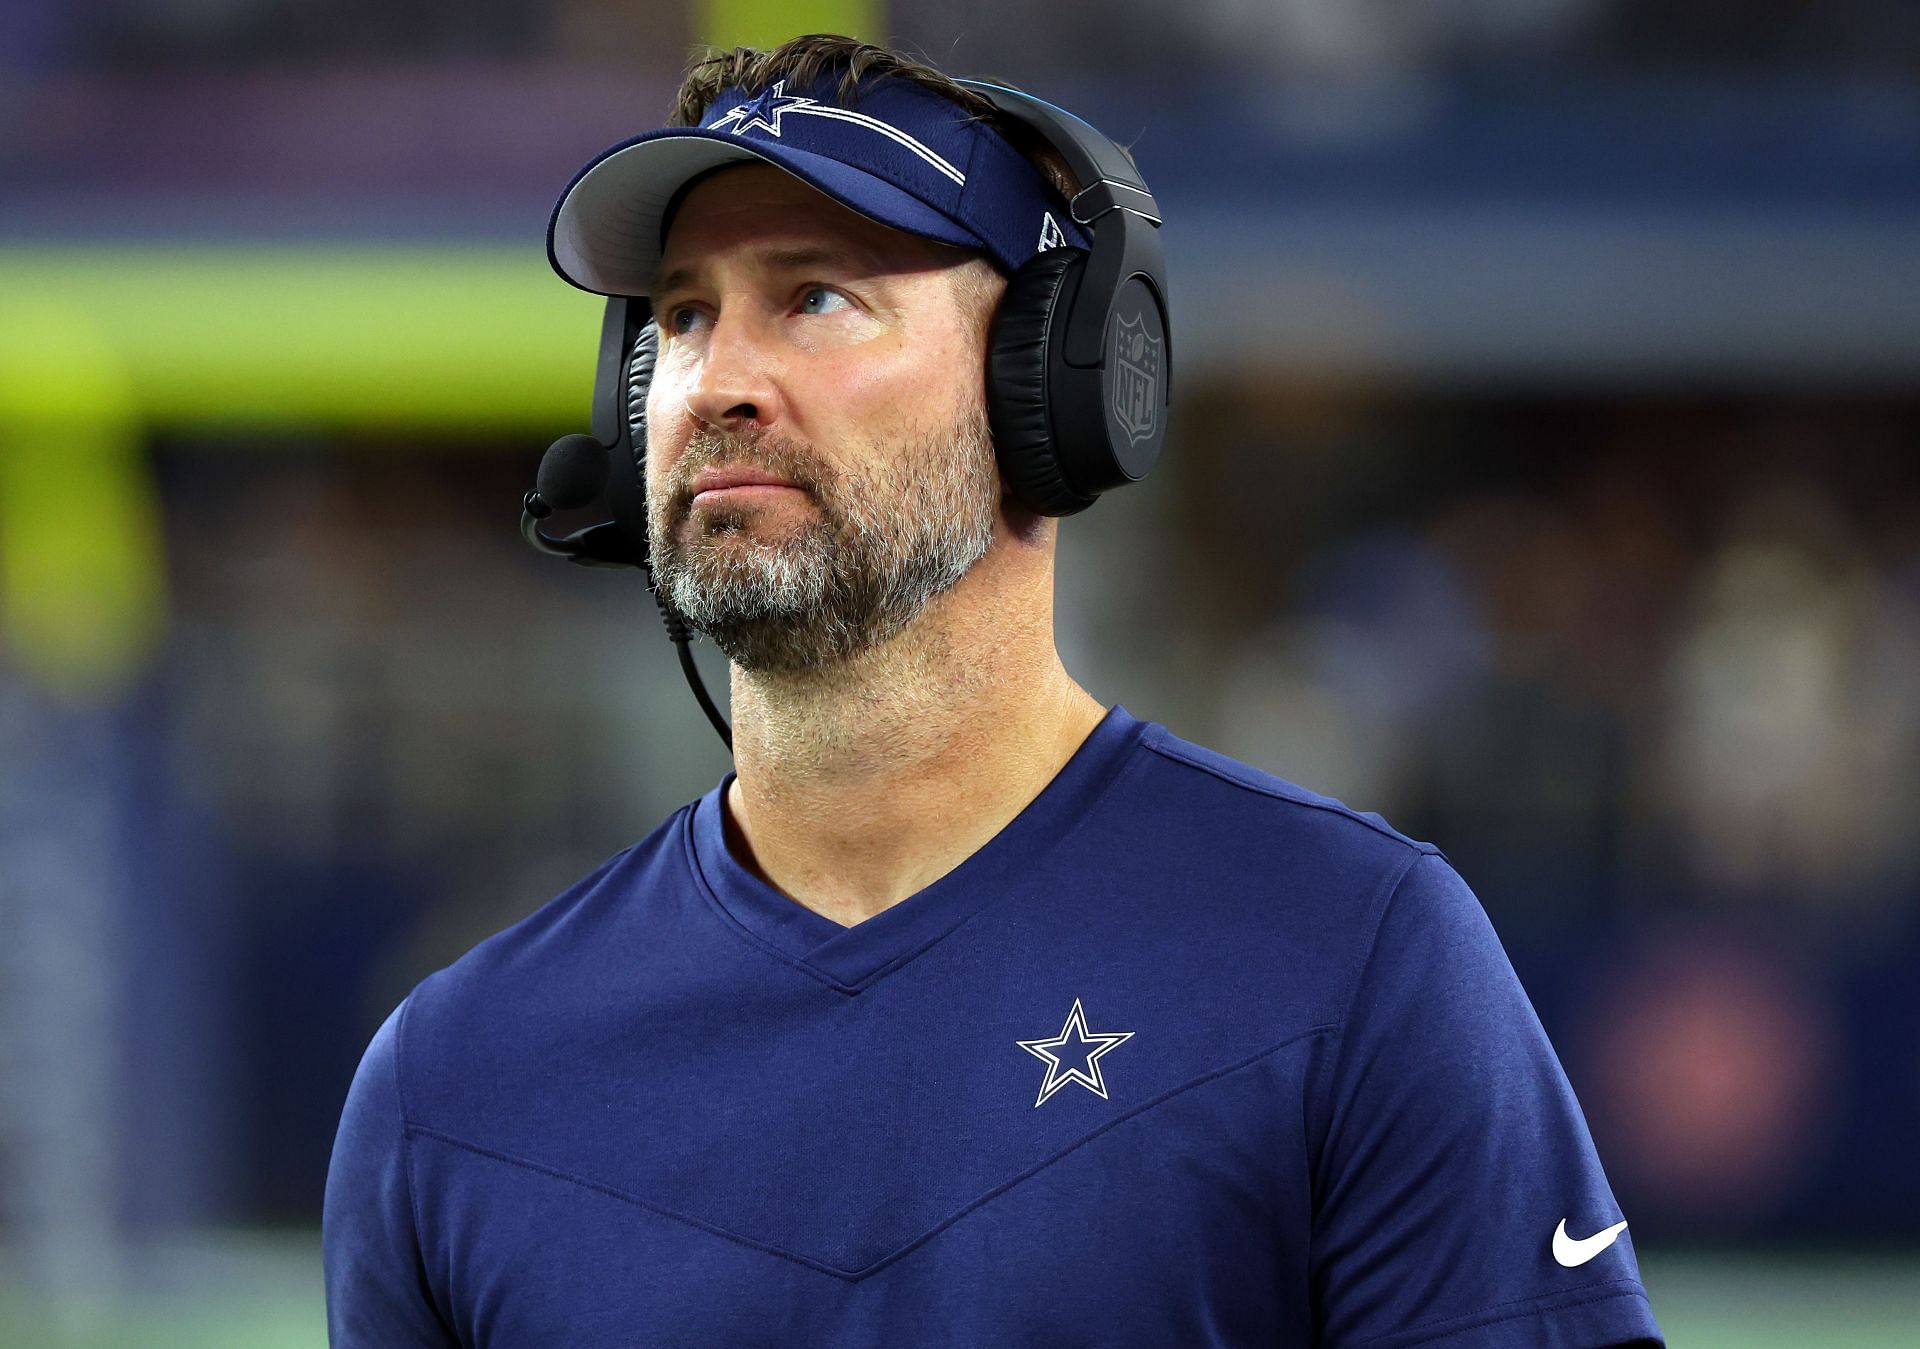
523,79,1171,750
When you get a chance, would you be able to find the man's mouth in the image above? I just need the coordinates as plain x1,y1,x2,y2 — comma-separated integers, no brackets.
689,465,807,505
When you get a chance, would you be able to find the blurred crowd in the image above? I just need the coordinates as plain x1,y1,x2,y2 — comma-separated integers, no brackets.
1177,398,1920,933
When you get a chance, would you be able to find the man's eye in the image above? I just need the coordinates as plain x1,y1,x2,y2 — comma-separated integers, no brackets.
797,286,851,316
665,306,707,335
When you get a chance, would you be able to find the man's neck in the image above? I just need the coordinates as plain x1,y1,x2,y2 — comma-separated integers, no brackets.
719,588,1105,929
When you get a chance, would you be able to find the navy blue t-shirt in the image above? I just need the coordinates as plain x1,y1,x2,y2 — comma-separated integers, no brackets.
324,706,1662,1347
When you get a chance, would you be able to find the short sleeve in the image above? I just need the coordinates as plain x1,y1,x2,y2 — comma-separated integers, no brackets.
1308,854,1664,1348
323,998,458,1348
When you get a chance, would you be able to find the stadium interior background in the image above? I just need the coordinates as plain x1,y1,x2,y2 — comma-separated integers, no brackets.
3,1,1918,1343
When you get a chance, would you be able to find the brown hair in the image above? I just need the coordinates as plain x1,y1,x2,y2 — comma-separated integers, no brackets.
667,34,1080,204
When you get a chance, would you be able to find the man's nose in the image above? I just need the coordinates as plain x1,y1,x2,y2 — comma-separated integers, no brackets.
683,313,783,431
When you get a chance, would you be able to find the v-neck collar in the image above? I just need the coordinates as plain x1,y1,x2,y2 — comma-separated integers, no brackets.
682,704,1148,990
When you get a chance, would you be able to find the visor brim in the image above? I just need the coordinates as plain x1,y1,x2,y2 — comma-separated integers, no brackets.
548,128,988,298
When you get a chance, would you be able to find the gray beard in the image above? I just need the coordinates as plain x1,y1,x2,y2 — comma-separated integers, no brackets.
646,409,998,673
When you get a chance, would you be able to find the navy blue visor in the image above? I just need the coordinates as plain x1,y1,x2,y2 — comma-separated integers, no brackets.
548,75,1090,297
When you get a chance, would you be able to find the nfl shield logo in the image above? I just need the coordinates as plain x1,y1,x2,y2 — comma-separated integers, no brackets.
1111,311,1161,446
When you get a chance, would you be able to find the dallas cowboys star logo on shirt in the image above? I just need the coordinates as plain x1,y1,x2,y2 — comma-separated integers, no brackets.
709,80,813,138
1016,998,1135,1107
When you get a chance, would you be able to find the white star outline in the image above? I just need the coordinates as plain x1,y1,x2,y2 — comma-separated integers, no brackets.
705,80,967,185
707,79,812,138
1016,998,1135,1108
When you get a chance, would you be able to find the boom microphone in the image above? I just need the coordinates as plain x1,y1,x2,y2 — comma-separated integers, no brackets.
536,433,611,510
520,432,638,568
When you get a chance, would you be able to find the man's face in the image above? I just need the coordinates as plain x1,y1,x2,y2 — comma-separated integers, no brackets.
644,163,1002,673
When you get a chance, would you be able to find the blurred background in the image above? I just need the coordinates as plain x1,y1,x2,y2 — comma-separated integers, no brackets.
3,1,1919,1344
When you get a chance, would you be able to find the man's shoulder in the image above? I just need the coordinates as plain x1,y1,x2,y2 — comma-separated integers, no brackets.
397,804,696,1066
1059,715,1461,1049
1129,719,1439,867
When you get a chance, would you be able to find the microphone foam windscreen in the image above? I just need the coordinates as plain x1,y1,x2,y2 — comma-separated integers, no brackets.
536,434,611,510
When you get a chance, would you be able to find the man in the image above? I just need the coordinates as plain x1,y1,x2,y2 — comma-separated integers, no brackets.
324,35,1664,1347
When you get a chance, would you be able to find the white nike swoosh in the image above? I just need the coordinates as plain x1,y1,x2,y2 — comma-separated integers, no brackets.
1552,1218,1629,1268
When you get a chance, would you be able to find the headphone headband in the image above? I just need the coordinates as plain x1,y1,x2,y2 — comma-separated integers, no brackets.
953,81,1155,208
956,81,1170,378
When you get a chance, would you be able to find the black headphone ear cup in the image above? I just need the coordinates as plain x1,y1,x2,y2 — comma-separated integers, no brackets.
625,320,660,468
600,318,660,570
987,250,1100,517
